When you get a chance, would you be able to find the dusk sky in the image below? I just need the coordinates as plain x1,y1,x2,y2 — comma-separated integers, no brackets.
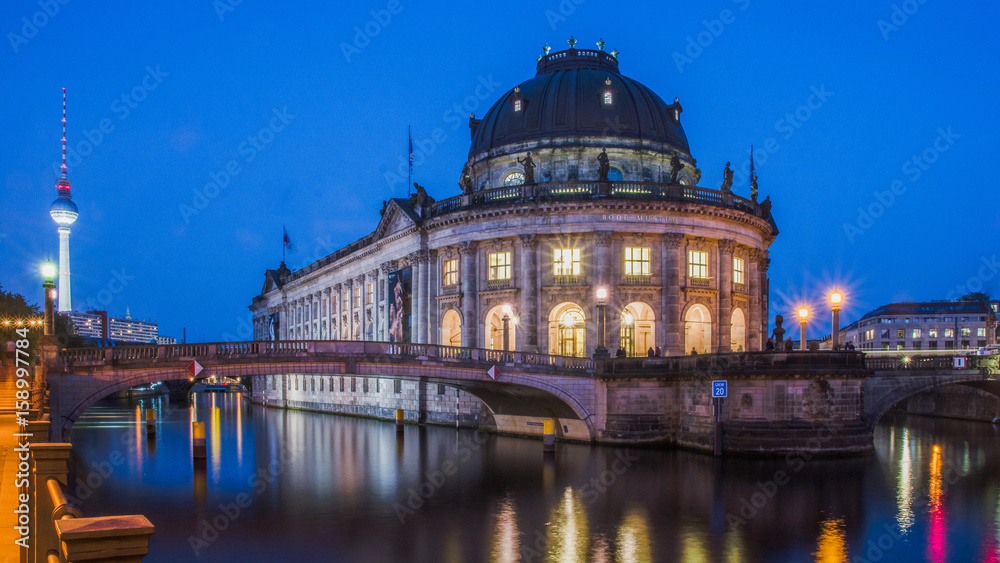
2,1,997,342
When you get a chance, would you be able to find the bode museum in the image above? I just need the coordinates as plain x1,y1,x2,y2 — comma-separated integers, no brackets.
250,43,777,363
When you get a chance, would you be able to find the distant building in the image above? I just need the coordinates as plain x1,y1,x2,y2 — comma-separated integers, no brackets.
64,309,158,345
845,300,998,351
156,336,177,345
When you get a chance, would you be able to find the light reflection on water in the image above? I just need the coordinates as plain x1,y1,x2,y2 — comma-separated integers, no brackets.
66,398,1000,563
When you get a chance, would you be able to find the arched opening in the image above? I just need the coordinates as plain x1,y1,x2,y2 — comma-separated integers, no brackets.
620,302,656,356
608,167,624,181
684,304,712,354
441,309,462,347
548,303,587,357
731,308,746,352
485,304,517,351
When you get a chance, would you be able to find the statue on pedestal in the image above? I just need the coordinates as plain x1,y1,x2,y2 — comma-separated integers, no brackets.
597,148,610,182
720,162,734,193
517,152,536,184
669,153,682,184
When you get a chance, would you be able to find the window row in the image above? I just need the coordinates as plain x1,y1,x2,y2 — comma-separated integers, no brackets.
866,327,985,340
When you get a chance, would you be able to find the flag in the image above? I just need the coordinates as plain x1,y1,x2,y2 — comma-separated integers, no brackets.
283,226,291,249
408,125,413,177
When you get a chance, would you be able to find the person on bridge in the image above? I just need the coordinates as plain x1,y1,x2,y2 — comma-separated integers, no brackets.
647,347,655,357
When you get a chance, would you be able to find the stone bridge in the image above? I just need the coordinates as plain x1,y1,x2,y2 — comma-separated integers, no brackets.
47,342,1000,455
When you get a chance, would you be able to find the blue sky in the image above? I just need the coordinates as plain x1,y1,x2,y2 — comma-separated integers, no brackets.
2,0,997,341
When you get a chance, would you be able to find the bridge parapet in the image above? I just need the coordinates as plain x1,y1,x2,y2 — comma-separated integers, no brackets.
864,353,997,373
596,351,869,379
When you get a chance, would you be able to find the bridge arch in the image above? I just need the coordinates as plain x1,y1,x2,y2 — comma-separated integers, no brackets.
863,372,1000,430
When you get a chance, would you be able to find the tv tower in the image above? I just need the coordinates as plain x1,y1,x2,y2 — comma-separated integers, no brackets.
49,88,79,312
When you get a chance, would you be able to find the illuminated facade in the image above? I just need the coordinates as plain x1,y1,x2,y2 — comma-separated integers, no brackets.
251,44,777,357
845,300,998,351
65,310,159,344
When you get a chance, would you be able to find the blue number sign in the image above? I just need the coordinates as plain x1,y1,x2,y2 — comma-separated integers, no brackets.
712,380,727,398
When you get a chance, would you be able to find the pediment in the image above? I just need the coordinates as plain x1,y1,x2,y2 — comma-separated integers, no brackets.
374,200,417,240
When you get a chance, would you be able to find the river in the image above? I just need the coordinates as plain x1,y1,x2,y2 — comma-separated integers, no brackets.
65,393,1000,562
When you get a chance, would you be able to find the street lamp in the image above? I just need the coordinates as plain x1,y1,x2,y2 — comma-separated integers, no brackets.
501,304,512,352
798,308,808,351
41,261,57,336
830,290,842,350
594,287,610,359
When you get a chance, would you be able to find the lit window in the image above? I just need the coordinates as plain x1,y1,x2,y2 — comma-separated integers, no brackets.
977,327,987,337
489,252,512,280
513,99,522,112
366,283,374,305
733,257,744,284
688,251,708,279
504,171,525,186
624,247,650,276
554,248,581,276
960,328,971,337
342,290,349,310
944,328,954,338
354,287,361,309
443,259,459,286
928,328,938,338
896,329,905,338
602,90,613,105
912,329,921,339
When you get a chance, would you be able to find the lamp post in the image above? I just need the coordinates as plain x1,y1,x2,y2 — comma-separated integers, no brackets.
501,304,512,352
42,262,57,336
798,308,808,351
830,290,842,350
594,287,609,359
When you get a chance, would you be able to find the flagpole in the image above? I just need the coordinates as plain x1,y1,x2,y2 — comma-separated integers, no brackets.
282,225,285,262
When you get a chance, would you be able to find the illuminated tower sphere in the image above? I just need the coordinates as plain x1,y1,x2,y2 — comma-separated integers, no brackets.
49,88,78,312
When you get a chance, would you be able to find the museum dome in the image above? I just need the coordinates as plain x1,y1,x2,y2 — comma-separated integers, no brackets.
469,47,690,157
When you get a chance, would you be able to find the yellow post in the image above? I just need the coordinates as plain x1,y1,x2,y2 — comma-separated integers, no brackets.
395,409,405,433
542,419,555,454
145,408,156,437
192,421,206,459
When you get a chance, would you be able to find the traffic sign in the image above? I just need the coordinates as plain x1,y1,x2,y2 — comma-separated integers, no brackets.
487,365,500,380
187,360,204,377
712,380,727,398
953,356,966,369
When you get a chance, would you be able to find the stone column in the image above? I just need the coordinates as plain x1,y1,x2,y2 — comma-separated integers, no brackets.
663,233,685,355
355,275,366,341
459,241,479,348
748,249,762,351
409,253,424,344
426,250,438,344
305,294,313,339
343,279,354,340
369,269,379,342
760,252,771,349
322,288,332,339
280,302,289,340
332,283,342,340
717,239,736,352
594,231,613,354
380,262,394,341
518,234,539,352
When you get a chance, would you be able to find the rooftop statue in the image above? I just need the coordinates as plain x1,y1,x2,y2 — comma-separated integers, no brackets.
669,153,682,184
597,148,610,182
517,152,536,184
720,162,733,193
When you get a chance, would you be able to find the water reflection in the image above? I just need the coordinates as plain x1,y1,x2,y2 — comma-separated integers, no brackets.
615,508,651,563
926,445,947,563
897,427,914,533
490,495,520,563
65,401,1000,563
813,516,847,562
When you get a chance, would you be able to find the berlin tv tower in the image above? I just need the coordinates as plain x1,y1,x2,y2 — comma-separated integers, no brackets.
49,88,79,312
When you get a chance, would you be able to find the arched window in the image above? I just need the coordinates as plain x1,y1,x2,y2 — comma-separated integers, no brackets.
621,302,656,357
607,167,624,181
684,304,712,354
504,171,525,186
558,307,586,357
731,308,746,352
441,309,462,347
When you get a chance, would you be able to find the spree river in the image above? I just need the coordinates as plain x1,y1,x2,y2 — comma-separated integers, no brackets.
66,393,1000,562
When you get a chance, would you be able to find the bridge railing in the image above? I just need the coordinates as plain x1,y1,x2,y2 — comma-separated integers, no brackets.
596,351,868,378
864,353,997,372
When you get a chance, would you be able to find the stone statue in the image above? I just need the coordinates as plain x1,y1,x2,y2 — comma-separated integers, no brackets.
460,166,474,195
761,195,772,217
750,173,759,203
597,147,610,182
517,152,536,184
720,162,734,193
411,182,434,208
669,153,682,183
771,314,786,345
380,199,388,217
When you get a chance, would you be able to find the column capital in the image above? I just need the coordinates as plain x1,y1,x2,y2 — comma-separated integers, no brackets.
322,287,332,296
427,248,438,260
718,239,737,254
355,274,366,285
747,248,763,264
663,232,685,249
594,231,613,247
459,241,479,256
380,261,394,274
518,233,539,249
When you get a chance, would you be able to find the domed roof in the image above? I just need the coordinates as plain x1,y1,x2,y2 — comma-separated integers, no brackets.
469,48,690,157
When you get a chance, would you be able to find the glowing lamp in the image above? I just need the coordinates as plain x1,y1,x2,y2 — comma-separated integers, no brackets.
41,262,57,280
502,304,512,316
831,292,842,305
798,308,808,319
